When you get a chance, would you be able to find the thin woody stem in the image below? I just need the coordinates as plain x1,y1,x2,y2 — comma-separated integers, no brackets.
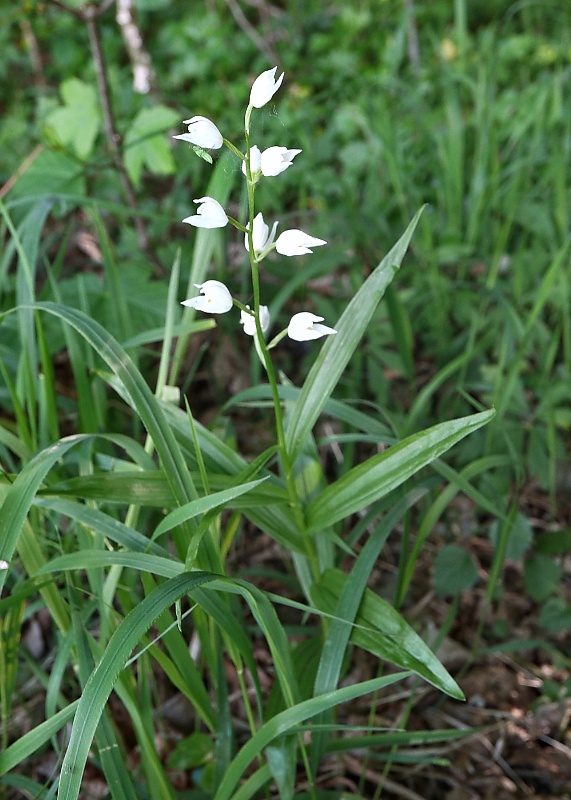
46,0,162,274
85,15,152,258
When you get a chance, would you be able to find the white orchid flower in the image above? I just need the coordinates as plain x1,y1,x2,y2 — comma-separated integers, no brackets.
181,280,233,314
243,145,301,179
0,560,8,570
245,212,279,257
249,66,284,109
260,146,301,176
240,305,270,336
183,197,228,229
287,312,337,342
275,229,327,256
173,115,223,149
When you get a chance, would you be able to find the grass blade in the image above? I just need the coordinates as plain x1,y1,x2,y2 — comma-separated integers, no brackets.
58,572,216,800
212,672,410,800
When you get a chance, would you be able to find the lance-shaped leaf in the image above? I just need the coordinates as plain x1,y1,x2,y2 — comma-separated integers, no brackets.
285,206,425,462
306,408,495,532
311,568,463,699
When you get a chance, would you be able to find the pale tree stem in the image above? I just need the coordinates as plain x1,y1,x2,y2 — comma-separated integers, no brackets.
85,13,153,259
404,0,420,72
115,0,155,95
46,0,163,273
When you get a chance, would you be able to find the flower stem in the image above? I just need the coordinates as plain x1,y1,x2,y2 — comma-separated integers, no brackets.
243,129,311,556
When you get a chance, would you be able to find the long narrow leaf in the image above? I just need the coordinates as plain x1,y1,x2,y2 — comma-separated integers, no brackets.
310,489,427,770
0,701,78,775
35,498,171,558
0,435,85,595
23,302,198,509
152,477,269,539
58,572,216,800
285,207,425,461
212,672,409,800
306,408,494,532
311,568,463,699
39,551,183,579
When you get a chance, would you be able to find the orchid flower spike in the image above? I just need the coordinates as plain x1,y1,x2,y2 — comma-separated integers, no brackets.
275,229,327,256
181,281,233,314
250,67,284,108
183,197,228,229
240,305,270,336
287,312,337,342
245,212,278,257
174,116,223,149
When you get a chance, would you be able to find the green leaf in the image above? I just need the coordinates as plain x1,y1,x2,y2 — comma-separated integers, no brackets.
2,151,85,222
310,489,425,771
38,550,184,579
57,571,303,800
306,409,495,532
0,435,88,595
433,544,479,597
152,477,270,539
311,568,463,699
168,732,213,770
265,736,296,800
285,206,425,462
58,573,216,800
35,498,171,558
523,553,561,602
44,470,286,508
538,598,571,634
0,700,79,775
28,302,198,506
43,78,100,160
488,512,533,562
535,528,571,556
212,671,409,800
384,282,414,381
124,105,180,186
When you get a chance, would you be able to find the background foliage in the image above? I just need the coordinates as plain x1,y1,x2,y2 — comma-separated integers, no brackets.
1,0,570,797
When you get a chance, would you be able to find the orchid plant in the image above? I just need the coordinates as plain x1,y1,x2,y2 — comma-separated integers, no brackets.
0,65,495,800
171,66,493,611
175,66,337,531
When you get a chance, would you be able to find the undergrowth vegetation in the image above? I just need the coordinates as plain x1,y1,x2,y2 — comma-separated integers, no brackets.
0,1,570,798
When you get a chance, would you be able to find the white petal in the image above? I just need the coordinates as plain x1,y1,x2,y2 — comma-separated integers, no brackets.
275,229,327,256
287,312,337,342
244,213,278,256
179,115,223,149
249,67,284,109
242,145,262,176
183,196,228,229
0,560,8,570
260,146,302,177
240,305,270,335
181,280,233,314
245,212,268,253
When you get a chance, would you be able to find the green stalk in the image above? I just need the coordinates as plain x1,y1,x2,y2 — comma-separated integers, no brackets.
242,121,311,560
243,108,318,799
